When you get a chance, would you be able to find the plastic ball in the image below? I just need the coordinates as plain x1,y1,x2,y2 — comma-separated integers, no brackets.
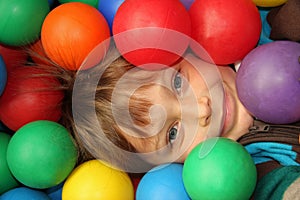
0,44,27,72
98,0,125,33
113,0,191,69
0,67,64,131
1,187,50,200
252,0,287,7
0,132,19,194
0,56,7,96
180,0,195,10
182,137,257,200
6,120,77,189
236,41,300,124
41,2,110,70
189,0,261,65
48,0,56,8
46,182,64,200
58,0,98,8
62,160,134,200
136,163,190,200
0,0,50,46
258,8,273,46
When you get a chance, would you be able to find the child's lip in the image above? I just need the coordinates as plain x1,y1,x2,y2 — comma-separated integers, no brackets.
221,90,233,136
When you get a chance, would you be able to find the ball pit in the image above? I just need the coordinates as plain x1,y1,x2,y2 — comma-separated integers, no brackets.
0,1,299,199
0,66,64,131
136,163,190,200
62,160,134,200
236,41,300,124
0,56,7,96
41,2,110,70
6,120,77,189
0,132,19,194
189,0,262,65
113,0,191,69
0,0,50,46
182,137,257,200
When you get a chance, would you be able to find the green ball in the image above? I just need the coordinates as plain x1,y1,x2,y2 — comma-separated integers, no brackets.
0,0,50,46
58,0,99,8
6,120,77,189
0,132,19,194
182,137,257,200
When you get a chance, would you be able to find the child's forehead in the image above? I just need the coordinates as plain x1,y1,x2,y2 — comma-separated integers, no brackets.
117,65,178,90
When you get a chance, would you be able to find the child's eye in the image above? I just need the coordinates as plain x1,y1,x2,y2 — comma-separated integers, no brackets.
173,72,182,94
168,124,179,144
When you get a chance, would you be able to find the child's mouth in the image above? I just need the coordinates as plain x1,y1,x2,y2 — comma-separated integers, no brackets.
221,90,233,136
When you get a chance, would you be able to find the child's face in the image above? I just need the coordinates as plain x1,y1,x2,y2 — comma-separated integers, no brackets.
120,55,253,164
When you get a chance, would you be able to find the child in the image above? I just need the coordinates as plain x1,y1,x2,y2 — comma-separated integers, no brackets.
49,45,253,172
33,42,300,198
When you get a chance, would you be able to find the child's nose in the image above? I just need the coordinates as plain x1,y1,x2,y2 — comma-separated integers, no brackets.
197,96,212,127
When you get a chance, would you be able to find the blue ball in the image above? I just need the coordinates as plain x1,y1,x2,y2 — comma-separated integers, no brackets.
0,56,7,96
98,0,124,33
0,187,50,200
45,182,63,200
180,0,195,10
48,0,55,7
258,8,273,45
136,163,190,200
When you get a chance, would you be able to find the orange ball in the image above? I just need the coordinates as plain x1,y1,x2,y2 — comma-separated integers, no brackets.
41,2,110,70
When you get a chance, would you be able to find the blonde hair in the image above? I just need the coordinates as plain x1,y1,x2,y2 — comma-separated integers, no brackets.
29,46,157,171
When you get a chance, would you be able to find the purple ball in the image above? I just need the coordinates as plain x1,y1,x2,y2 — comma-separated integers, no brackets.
236,41,300,124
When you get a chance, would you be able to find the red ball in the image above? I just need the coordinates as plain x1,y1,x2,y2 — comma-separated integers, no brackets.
0,67,64,131
189,0,261,65
0,44,27,72
41,2,110,71
113,0,191,69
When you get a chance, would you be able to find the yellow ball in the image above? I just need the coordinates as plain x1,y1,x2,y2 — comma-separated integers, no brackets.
62,160,134,200
252,0,287,7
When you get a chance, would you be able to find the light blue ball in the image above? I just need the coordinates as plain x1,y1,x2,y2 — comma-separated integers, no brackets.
0,187,50,200
136,163,190,200
258,8,273,45
0,56,7,96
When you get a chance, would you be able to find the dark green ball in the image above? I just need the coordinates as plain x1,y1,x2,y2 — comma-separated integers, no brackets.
58,0,99,8
6,120,77,189
0,132,19,194
0,0,50,46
